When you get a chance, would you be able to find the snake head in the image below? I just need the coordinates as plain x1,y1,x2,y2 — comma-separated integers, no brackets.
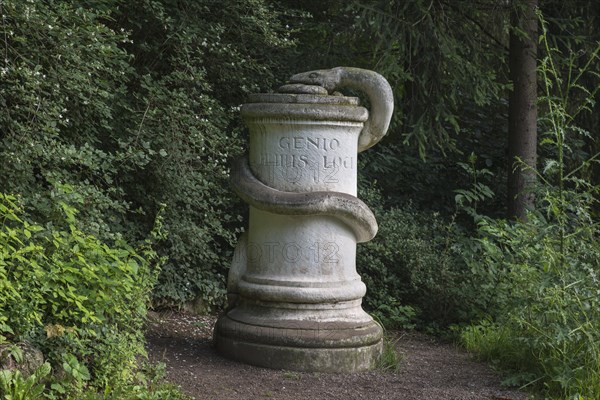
288,67,343,92
288,67,394,152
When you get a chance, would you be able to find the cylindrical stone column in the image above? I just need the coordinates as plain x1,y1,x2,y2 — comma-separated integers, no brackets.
215,71,392,372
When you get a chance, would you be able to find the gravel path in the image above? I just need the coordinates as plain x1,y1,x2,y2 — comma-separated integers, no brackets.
146,311,530,400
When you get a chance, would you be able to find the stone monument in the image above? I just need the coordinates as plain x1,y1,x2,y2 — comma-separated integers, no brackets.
214,67,394,372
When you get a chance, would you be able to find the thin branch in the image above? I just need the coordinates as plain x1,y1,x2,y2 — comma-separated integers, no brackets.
440,0,510,53
565,151,600,180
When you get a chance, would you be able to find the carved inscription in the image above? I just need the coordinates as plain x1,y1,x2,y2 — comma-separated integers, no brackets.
243,241,340,265
255,136,355,184
278,136,340,152
235,240,341,275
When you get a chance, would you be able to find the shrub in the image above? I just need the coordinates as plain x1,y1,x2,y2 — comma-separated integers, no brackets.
110,0,296,310
357,183,476,329
0,192,162,396
461,211,600,398
0,0,297,313
459,23,600,398
0,0,138,242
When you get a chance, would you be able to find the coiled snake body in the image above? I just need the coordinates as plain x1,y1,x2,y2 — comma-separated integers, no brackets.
229,67,393,299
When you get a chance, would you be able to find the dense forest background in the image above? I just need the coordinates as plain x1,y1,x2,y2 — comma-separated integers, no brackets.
1,0,598,398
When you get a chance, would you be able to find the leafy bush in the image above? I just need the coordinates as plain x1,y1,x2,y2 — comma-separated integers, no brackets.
0,0,298,312
112,0,296,310
357,183,477,329
0,192,162,396
461,211,600,398
0,362,51,400
459,24,600,398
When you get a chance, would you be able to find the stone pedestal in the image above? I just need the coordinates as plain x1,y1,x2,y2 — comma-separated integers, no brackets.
215,70,392,372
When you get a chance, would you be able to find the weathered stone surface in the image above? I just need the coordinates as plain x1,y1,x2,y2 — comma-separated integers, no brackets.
288,67,394,152
216,332,382,373
277,83,328,95
230,156,377,243
214,67,394,372
0,342,44,376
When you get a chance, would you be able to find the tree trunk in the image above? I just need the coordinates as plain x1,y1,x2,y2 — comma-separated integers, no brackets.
507,0,538,221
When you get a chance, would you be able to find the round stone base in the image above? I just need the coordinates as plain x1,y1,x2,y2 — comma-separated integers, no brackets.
214,314,383,372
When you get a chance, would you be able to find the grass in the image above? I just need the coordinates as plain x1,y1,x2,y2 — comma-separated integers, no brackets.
376,334,403,372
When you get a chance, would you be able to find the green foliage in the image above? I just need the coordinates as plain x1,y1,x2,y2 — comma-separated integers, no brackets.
0,0,136,241
375,335,402,373
370,301,417,331
74,361,192,400
357,184,476,328
458,25,600,398
111,0,296,309
0,192,161,396
454,153,496,218
0,362,51,400
460,213,600,397
350,0,509,156
460,321,539,386
0,0,298,311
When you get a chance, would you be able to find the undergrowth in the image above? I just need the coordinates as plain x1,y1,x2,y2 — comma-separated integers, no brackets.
458,14,600,399
0,191,188,398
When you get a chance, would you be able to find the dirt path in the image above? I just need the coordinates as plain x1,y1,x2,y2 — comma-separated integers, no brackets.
145,312,529,400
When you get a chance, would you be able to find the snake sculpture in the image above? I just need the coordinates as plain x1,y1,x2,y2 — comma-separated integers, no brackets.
228,67,393,302
288,67,394,153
